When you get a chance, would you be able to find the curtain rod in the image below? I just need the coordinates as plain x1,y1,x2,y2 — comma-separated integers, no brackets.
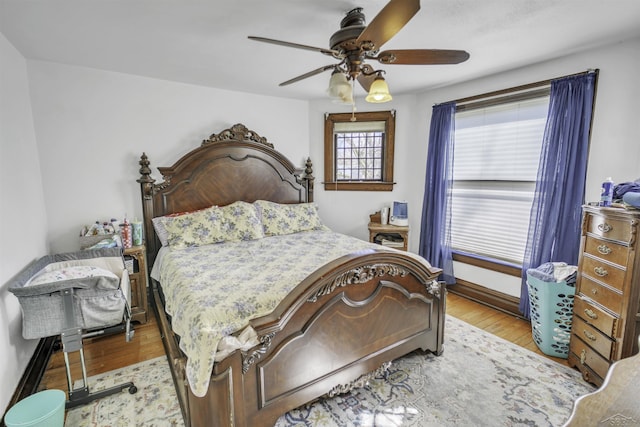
441,68,598,106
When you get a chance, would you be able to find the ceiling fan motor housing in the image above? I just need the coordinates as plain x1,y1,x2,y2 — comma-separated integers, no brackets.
330,8,367,52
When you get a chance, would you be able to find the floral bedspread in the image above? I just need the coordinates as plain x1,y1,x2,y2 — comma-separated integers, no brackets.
156,229,398,397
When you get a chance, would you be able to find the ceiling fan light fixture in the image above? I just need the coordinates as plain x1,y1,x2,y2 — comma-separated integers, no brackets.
365,75,392,103
327,70,353,104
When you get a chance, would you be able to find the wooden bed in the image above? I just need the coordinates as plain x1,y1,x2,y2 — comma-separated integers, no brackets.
137,123,445,427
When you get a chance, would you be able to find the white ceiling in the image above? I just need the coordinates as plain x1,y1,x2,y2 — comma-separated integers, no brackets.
2,0,640,101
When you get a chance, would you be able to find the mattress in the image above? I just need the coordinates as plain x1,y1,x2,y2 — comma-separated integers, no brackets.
153,229,401,397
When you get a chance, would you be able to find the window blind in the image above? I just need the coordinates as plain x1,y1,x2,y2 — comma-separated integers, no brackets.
451,97,549,264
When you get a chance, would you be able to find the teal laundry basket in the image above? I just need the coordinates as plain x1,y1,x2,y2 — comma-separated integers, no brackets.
4,390,65,427
526,263,576,359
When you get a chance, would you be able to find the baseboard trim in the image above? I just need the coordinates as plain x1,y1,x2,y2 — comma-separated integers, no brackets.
2,336,56,425
449,278,526,320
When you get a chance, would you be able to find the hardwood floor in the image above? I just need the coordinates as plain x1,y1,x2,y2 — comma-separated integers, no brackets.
38,305,165,395
447,292,568,365
37,290,568,396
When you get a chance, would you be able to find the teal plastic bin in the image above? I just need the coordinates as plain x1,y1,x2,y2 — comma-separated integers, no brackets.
4,390,65,427
526,263,576,358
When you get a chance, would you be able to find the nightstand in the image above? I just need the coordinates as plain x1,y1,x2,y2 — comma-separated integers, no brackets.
123,245,148,324
368,210,409,251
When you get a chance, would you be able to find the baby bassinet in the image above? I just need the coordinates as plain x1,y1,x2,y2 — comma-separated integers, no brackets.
9,247,137,407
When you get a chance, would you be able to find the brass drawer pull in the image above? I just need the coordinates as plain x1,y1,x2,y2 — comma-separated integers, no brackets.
594,266,608,277
591,288,598,295
598,223,612,233
580,349,586,364
584,308,598,320
583,330,597,341
597,244,612,255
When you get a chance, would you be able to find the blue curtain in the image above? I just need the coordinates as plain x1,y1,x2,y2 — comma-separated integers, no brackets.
519,73,597,318
419,102,455,283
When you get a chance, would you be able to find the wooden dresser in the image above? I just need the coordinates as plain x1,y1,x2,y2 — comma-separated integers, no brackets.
568,206,640,386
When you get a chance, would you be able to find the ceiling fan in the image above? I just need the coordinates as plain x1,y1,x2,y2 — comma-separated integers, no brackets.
248,0,469,104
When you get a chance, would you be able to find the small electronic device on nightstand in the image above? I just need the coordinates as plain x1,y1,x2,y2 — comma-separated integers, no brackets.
389,201,408,226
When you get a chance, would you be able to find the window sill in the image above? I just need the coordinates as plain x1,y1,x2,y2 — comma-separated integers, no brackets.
452,251,522,277
323,181,395,191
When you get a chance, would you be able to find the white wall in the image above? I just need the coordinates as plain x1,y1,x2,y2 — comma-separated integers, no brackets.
0,33,48,415
26,62,311,253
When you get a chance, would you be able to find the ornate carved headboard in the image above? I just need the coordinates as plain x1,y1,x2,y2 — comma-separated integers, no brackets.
137,123,314,264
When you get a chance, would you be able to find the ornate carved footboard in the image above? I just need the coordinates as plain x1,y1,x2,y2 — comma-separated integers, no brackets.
194,250,444,427
138,124,445,427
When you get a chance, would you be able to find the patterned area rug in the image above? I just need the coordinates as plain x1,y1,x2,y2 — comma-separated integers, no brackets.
64,357,183,426
64,316,595,426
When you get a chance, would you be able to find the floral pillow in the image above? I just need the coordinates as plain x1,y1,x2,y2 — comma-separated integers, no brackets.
254,200,325,236
219,201,264,242
161,205,226,248
152,206,219,246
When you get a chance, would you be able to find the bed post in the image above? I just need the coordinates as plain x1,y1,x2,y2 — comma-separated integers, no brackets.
303,157,314,203
137,153,158,265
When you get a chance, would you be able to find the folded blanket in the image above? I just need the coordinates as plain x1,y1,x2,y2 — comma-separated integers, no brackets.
613,178,640,199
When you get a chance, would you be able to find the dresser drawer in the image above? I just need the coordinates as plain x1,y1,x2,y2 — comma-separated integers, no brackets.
581,255,626,293
573,295,619,338
572,316,615,359
586,213,632,244
570,336,611,380
584,236,629,267
578,276,624,314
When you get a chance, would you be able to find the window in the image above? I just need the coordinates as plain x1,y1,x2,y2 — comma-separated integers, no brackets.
450,92,550,265
324,110,395,191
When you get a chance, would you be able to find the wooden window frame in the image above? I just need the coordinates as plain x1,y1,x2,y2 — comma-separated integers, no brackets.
324,110,395,191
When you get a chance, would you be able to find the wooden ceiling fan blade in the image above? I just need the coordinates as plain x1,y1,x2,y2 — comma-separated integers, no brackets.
355,0,420,50
376,49,470,65
248,36,340,57
279,65,337,86
357,64,377,92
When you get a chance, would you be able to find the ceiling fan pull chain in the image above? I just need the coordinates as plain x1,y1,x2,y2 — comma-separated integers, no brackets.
351,79,357,121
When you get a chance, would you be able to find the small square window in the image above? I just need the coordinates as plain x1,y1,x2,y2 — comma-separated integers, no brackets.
324,110,395,191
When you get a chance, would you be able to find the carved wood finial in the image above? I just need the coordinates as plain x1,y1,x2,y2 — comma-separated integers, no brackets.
137,152,154,184
303,157,315,202
202,123,274,148
304,157,314,179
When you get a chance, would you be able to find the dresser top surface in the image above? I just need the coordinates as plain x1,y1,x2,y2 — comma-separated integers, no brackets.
583,205,640,219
